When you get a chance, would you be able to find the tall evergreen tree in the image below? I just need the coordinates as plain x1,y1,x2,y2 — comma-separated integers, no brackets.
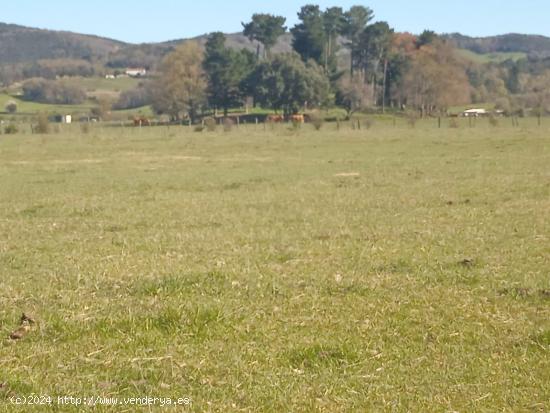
356,22,394,104
416,30,438,48
242,14,287,59
343,5,374,75
291,5,326,65
203,32,256,116
322,7,346,73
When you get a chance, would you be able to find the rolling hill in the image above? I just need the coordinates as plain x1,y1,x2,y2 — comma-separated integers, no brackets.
444,33,550,58
3,21,550,68
0,23,125,63
0,22,294,75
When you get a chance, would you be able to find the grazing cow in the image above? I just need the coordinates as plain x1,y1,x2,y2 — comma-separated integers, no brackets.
134,117,151,127
289,114,305,123
266,114,284,123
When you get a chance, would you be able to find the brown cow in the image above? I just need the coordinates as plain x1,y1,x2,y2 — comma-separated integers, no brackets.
267,114,284,123
134,117,151,127
289,114,305,123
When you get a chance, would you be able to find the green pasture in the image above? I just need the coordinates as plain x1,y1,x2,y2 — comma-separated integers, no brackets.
456,49,527,64
0,93,94,117
0,119,548,411
62,76,142,93
0,93,152,121
0,77,145,119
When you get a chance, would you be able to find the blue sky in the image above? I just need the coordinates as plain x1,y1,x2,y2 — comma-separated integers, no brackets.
2,0,548,43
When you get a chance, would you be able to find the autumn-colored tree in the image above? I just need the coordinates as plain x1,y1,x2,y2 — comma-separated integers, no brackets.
392,32,418,55
505,71,550,117
91,96,113,121
151,42,207,122
401,40,470,115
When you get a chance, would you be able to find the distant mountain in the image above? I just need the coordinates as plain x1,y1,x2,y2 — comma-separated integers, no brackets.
0,23,125,63
2,21,550,69
444,33,550,58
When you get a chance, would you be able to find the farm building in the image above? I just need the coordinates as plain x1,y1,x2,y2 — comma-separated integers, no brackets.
462,108,488,117
125,68,147,77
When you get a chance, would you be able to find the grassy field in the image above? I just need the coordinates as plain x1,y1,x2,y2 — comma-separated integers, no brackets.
0,93,95,117
0,119,548,412
62,77,142,93
0,77,146,120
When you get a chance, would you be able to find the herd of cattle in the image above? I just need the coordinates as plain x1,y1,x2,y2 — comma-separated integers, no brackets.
132,114,306,127
266,114,306,123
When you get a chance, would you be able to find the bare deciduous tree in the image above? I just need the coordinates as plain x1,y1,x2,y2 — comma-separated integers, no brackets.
151,42,207,122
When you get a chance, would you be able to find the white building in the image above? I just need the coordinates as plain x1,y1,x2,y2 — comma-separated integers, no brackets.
125,68,147,77
462,108,487,117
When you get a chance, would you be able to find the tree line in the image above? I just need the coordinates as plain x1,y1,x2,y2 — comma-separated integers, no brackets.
4,4,550,119
146,5,467,121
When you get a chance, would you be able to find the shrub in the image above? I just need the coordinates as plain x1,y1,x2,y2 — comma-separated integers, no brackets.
204,117,217,132
4,124,18,134
449,118,459,128
194,125,205,133
488,115,499,127
35,113,50,134
310,115,324,131
406,111,419,127
223,117,235,132
91,97,113,121
5,101,17,114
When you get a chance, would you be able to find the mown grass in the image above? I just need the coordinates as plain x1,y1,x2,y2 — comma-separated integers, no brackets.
0,119,548,412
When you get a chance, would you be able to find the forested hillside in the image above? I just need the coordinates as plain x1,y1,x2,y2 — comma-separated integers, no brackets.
0,23,124,63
